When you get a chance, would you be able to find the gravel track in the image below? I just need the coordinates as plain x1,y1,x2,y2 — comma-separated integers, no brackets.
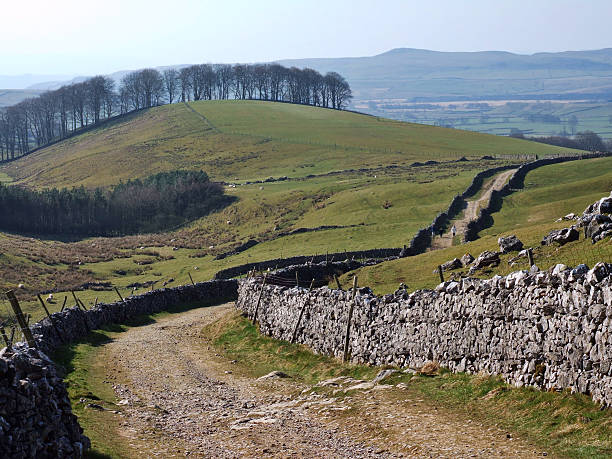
432,169,517,250
99,303,545,458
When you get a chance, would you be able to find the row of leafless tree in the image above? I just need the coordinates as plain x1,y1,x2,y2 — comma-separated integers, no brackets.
0,64,352,162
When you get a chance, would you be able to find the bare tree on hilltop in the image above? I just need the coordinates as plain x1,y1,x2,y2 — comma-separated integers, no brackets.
0,63,352,161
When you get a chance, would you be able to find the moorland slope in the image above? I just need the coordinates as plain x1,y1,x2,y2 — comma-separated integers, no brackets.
0,101,578,317
1,100,573,189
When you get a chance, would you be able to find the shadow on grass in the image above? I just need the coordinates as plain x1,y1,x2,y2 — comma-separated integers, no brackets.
85,449,113,459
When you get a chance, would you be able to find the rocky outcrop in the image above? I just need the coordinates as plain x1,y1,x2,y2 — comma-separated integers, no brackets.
468,251,500,273
541,227,580,246
584,214,612,243
440,258,462,271
236,264,612,407
498,235,523,253
584,193,612,215
460,253,475,266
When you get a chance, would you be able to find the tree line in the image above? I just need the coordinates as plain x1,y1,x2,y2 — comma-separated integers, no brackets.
0,64,352,161
0,170,232,235
511,129,612,152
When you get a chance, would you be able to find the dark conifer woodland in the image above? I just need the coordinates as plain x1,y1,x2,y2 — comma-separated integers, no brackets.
0,64,352,161
0,171,231,235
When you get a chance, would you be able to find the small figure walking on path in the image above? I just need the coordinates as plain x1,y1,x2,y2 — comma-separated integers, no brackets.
451,224,457,238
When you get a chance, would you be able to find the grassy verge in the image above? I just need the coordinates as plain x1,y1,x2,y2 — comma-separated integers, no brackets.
206,311,612,458
202,309,378,384
52,323,132,459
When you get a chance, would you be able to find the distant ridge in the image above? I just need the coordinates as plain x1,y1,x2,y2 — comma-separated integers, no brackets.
4,47,612,105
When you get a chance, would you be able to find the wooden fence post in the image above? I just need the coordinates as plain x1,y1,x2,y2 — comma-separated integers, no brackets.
252,274,267,325
295,271,299,288
188,272,195,286
60,296,67,312
114,287,125,303
37,294,65,343
334,274,343,290
5,290,36,348
291,279,315,344
343,276,358,363
527,248,535,267
71,290,87,310
437,265,444,283
0,325,11,350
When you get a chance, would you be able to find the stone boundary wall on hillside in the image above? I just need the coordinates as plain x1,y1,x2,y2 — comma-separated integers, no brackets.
214,249,401,279
213,155,606,278
236,268,612,407
464,152,612,242
1,280,238,458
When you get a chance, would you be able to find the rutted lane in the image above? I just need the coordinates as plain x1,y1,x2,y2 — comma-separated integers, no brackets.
98,303,542,458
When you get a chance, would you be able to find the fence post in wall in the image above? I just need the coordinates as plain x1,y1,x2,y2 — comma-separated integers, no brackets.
527,248,534,267
5,290,36,349
437,265,444,283
189,272,195,286
343,276,358,363
37,294,65,343
295,271,299,288
252,273,267,325
114,287,125,303
334,274,343,290
0,325,11,351
291,280,314,344
72,290,87,310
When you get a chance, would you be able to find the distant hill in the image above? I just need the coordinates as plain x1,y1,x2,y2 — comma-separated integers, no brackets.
0,89,43,107
7,47,612,101
6,48,612,138
278,48,612,101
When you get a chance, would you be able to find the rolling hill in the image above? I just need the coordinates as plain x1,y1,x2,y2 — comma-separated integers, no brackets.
0,100,582,319
1,100,575,189
279,47,612,101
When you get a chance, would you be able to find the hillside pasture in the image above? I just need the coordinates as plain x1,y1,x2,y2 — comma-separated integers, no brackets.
0,100,575,190
0,101,577,322
341,156,612,294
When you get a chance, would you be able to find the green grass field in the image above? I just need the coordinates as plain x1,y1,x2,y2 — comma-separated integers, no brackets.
0,100,575,190
1,100,578,320
342,156,612,294
367,99,612,139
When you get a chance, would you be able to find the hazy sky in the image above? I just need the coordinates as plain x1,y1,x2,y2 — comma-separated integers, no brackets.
2,0,611,76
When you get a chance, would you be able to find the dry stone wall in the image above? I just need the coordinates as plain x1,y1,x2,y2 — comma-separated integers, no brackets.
1,279,238,458
236,267,612,407
464,152,612,242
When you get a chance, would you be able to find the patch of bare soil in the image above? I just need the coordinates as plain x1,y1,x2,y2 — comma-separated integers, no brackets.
431,169,517,250
97,304,546,458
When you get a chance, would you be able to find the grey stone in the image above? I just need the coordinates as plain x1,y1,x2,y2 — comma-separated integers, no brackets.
460,253,475,267
498,235,523,253
469,251,500,274
541,227,580,246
